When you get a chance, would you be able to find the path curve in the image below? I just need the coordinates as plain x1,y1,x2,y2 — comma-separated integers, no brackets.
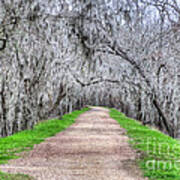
0,107,146,180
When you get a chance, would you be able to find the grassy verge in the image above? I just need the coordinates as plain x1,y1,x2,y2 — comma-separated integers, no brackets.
110,108,180,180
0,172,33,180
0,107,89,180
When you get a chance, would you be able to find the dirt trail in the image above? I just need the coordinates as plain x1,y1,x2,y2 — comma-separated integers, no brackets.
0,107,146,180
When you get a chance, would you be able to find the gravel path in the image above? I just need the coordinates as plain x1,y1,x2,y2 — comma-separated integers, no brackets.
0,107,146,180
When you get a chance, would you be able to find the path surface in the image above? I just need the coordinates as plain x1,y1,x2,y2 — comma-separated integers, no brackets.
0,107,146,180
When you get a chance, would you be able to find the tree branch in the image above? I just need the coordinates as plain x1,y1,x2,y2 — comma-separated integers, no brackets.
0,39,6,51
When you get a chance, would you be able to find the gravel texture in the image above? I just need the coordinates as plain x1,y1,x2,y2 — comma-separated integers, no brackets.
0,107,147,180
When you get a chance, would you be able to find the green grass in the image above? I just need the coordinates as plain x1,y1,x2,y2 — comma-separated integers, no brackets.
0,172,33,180
0,107,89,180
110,108,180,180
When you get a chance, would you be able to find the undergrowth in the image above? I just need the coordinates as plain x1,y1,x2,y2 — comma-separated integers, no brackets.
110,108,180,180
0,107,89,180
